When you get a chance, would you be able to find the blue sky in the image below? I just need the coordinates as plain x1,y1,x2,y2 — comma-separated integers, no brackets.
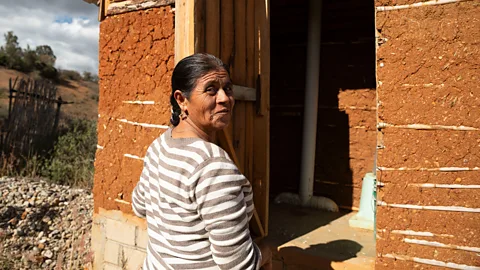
0,0,99,74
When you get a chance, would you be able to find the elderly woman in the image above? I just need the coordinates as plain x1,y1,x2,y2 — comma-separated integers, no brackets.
132,53,272,270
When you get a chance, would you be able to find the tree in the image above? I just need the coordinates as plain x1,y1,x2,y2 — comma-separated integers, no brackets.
22,45,38,72
3,31,23,69
82,71,93,81
35,45,56,66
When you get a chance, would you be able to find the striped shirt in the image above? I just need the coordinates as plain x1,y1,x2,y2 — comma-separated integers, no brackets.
132,128,261,270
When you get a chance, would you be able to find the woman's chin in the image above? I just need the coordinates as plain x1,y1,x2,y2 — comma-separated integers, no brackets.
212,119,231,130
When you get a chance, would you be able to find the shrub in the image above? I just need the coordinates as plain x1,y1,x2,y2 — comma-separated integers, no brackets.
39,64,58,80
0,52,7,67
59,69,82,81
42,119,97,188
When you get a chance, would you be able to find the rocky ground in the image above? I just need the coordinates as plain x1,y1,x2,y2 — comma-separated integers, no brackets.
0,177,93,270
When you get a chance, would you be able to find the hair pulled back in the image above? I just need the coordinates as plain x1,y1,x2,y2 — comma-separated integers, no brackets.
170,53,228,126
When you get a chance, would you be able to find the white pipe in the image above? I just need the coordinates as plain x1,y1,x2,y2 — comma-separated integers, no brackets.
299,0,322,206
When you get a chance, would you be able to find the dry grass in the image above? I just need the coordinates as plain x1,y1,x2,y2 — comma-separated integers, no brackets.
0,68,98,121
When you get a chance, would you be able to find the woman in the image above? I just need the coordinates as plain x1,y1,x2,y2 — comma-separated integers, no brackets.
132,53,272,270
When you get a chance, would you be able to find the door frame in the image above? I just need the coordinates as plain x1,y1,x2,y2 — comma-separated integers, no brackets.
174,0,271,238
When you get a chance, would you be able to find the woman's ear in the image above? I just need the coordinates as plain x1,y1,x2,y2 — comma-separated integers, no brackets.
173,90,188,111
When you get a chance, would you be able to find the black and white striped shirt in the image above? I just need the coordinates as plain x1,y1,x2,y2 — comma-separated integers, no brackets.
132,128,261,270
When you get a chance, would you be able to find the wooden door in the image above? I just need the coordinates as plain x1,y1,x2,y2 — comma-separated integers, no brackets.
175,0,270,239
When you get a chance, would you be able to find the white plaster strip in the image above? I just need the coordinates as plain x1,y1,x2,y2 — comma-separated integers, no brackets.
402,83,445,88
403,238,480,253
378,229,453,238
376,0,470,12
377,201,480,213
377,122,479,131
116,118,169,129
114,198,131,205
122,100,155,105
124,154,144,161
97,145,104,150
378,182,480,189
381,253,480,269
409,183,480,189
377,167,480,172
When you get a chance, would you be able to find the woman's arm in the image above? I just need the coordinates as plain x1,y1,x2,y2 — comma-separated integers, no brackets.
132,155,150,218
194,158,262,270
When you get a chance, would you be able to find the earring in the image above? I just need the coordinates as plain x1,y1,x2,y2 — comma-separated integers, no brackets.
180,111,188,120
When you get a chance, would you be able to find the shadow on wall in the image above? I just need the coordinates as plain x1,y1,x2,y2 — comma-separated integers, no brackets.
270,0,376,210
276,240,363,270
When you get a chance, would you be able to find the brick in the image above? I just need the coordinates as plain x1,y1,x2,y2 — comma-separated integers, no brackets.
104,240,120,265
105,218,136,246
135,227,148,248
91,218,106,270
122,246,146,270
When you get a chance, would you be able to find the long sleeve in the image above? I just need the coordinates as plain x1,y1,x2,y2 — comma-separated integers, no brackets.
194,157,261,270
132,155,150,218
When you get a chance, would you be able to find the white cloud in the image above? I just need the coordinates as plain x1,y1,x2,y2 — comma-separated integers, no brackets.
0,1,99,74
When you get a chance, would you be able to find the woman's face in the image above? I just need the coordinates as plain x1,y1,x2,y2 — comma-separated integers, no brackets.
183,69,235,134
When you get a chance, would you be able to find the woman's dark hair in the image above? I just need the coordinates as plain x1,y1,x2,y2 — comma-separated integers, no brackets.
170,53,229,126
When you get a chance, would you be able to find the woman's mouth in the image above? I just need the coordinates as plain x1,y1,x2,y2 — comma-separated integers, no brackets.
216,109,230,115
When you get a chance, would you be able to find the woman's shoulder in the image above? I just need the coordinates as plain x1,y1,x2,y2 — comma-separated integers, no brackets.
187,140,233,164
147,130,234,168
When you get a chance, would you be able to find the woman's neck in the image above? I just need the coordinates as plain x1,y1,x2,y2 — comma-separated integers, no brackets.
172,119,214,142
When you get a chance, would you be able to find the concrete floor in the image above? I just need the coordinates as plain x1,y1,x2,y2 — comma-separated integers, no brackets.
264,203,375,270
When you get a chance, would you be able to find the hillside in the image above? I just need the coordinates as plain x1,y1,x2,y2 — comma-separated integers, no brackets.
0,68,98,121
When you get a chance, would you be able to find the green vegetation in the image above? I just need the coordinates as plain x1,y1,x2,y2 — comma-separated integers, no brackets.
0,31,98,82
0,31,99,189
42,119,97,189
0,119,97,189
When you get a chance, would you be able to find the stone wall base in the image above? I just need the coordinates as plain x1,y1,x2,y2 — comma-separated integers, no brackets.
92,209,147,270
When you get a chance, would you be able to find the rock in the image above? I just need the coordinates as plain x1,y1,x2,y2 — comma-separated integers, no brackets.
0,177,93,270
15,229,26,237
49,230,59,238
43,250,53,259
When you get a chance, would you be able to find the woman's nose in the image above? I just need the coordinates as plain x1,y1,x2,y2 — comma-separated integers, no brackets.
216,89,230,103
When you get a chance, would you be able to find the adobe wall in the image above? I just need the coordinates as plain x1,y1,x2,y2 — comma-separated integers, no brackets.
375,1,480,268
94,6,174,214
92,6,175,269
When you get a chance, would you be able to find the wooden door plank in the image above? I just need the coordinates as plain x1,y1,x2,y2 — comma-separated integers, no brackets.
98,0,106,21
175,0,203,63
194,0,206,53
220,0,235,152
253,0,270,236
205,0,220,56
185,0,195,56
220,0,234,68
233,0,247,174
174,0,186,64
245,0,255,185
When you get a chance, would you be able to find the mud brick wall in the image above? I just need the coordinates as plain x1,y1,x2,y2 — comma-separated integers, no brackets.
92,6,175,270
375,1,480,269
94,6,174,214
